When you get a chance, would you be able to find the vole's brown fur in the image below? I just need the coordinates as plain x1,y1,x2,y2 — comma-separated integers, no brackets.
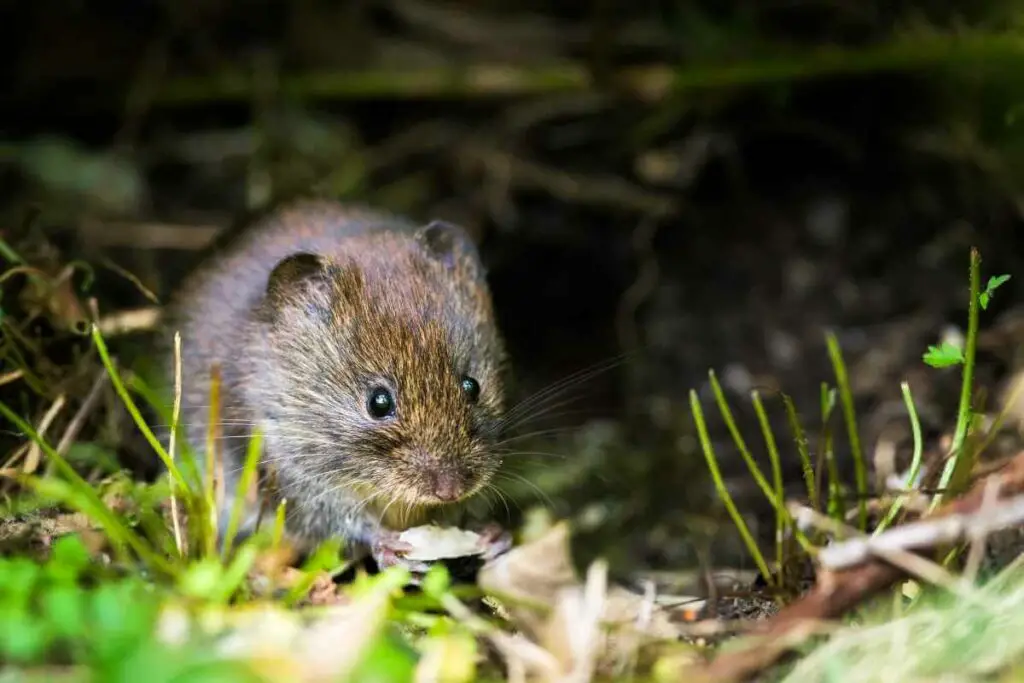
160,199,509,563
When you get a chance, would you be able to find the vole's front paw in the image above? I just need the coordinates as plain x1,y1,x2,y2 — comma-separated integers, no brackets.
472,522,513,561
371,530,432,576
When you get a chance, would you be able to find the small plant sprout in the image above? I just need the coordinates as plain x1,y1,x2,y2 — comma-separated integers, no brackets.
922,271,1009,368
979,273,1010,310
922,341,965,369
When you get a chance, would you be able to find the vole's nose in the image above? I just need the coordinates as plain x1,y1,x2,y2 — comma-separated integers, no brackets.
430,470,463,502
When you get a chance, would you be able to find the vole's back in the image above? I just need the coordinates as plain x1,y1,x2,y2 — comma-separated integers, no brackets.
160,198,508,551
167,201,416,371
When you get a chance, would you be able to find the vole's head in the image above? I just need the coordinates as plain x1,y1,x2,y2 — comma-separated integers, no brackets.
250,220,508,521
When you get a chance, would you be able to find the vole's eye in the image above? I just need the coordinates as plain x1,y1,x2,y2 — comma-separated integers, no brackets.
461,376,481,403
367,386,396,419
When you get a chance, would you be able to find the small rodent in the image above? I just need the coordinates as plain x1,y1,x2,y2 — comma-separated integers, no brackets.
160,198,512,571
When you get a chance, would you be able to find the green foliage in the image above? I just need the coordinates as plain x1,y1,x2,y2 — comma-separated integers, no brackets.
0,534,260,681
923,341,965,368
783,563,1024,683
696,249,1014,597
979,274,1011,310
689,388,774,586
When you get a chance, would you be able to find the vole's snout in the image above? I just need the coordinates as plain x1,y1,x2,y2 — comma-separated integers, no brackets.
428,469,465,503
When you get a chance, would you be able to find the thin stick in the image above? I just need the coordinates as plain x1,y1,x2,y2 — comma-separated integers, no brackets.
54,371,108,455
168,333,185,557
962,477,1002,584
96,307,162,337
791,503,964,594
816,492,1024,572
0,369,24,386
23,394,66,474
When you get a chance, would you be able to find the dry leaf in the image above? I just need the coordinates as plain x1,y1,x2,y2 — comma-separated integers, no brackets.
479,522,687,681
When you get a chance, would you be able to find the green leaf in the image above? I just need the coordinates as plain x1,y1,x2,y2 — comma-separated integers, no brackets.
923,342,965,368
0,558,41,610
0,609,52,663
51,533,91,573
420,564,451,600
41,585,87,640
346,630,419,683
88,582,156,666
980,273,1011,310
178,558,226,601
987,273,1011,291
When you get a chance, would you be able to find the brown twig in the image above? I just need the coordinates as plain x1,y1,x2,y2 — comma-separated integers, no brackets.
95,307,163,337
689,450,1024,683
792,503,965,593
20,394,67,474
78,220,221,251
459,142,678,217
54,371,109,455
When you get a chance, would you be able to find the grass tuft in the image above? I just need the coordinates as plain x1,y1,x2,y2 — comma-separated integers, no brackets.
689,388,774,586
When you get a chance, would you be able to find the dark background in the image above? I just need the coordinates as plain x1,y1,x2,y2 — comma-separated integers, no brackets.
4,0,1024,578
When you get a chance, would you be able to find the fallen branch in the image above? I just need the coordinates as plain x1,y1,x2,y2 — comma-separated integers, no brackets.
688,449,1024,683
816,492,1024,572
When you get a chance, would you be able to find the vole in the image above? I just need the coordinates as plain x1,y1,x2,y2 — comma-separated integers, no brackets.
159,198,512,572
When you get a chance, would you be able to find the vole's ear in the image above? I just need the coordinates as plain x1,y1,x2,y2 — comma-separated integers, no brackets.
263,252,330,317
415,220,482,271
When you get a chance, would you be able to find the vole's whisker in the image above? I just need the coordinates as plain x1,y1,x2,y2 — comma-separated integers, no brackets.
498,403,600,434
494,449,567,461
492,427,576,446
500,355,626,425
482,482,514,520
493,470,556,510
377,495,400,527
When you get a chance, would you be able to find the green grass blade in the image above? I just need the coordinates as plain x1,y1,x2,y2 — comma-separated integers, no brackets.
272,499,288,552
90,325,187,490
690,389,774,587
127,373,202,490
750,390,787,580
204,365,223,559
818,384,844,521
221,429,263,561
284,539,346,606
781,392,819,511
931,247,982,511
874,381,924,535
213,541,260,604
825,332,868,530
707,370,779,507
